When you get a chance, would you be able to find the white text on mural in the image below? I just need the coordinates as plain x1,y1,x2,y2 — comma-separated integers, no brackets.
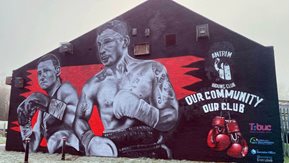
185,89,264,113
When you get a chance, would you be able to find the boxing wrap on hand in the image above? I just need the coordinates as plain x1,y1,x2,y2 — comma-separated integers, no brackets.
226,119,248,158
81,130,118,157
113,90,160,128
207,116,230,151
48,98,66,120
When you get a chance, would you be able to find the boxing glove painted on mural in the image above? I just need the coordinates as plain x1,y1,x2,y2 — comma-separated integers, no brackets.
207,116,230,151
226,119,248,158
17,92,49,126
17,92,49,139
80,130,118,156
113,90,160,128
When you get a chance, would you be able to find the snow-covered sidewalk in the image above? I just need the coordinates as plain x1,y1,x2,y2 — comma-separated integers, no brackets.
0,145,201,163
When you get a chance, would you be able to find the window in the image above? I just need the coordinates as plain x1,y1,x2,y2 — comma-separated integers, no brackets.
5,76,12,85
15,77,24,88
134,43,150,56
196,24,210,41
165,34,176,47
145,28,150,37
59,42,73,54
132,28,137,36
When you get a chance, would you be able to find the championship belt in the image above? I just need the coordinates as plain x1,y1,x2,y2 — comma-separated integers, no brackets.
103,126,172,159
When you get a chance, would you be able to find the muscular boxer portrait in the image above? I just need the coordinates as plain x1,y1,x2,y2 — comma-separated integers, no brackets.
17,54,80,153
73,20,179,158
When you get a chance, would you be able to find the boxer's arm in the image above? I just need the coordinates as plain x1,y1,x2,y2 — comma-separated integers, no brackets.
58,83,79,128
29,111,43,152
19,109,43,152
74,82,105,155
151,62,179,131
74,88,118,156
74,84,95,141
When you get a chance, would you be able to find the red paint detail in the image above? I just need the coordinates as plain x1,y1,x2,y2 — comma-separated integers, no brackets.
20,70,47,98
11,121,18,125
58,64,104,135
22,65,103,97
89,106,104,136
156,56,203,99
10,121,20,132
40,138,47,147
10,126,20,132
61,64,104,94
31,111,39,128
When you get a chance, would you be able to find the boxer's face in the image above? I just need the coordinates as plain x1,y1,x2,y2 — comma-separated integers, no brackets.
37,60,59,90
97,29,124,67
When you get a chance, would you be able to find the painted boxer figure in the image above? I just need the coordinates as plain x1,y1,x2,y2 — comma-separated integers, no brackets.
74,20,179,158
17,54,80,153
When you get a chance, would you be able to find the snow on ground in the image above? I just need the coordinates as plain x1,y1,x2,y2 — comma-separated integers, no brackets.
0,143,206,163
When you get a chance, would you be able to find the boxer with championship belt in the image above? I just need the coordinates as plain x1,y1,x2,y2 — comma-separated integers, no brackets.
17,54,80,154
74,20,179,158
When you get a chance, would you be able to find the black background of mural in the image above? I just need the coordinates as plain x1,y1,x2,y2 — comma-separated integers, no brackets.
6,0,282,162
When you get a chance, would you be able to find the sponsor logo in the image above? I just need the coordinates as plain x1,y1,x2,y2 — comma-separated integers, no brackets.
250,149,276,155
256,155,273,162
249,123,272,133
249,137,274,145
251,149,257,155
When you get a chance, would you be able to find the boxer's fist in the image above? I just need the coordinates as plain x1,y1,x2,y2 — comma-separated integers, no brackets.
17,92,49,126
81,130,117,156
87,136,118,156
113,90,140,119
17,103,35,126
113,90,159,128
27,92,50,111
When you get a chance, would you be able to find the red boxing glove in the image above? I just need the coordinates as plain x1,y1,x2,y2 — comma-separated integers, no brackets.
207,116,230,151
226,119,248,158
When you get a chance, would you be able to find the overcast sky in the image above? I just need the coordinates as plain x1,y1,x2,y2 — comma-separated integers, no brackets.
0,0,288,100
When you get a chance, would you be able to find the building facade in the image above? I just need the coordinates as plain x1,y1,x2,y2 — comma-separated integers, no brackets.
6,0,282,162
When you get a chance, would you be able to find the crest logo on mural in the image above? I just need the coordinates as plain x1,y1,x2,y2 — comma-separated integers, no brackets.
206,41,236,89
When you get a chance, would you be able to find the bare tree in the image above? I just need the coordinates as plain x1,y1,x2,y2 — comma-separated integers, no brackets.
0,79,10,121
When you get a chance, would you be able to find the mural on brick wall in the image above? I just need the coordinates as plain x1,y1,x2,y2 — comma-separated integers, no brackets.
7,19,283,162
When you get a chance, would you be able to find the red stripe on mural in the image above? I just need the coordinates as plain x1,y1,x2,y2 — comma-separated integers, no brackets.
156,55,203,99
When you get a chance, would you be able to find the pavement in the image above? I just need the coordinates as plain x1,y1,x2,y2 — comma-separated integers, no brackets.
0,144,205,163
0,144,5,151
